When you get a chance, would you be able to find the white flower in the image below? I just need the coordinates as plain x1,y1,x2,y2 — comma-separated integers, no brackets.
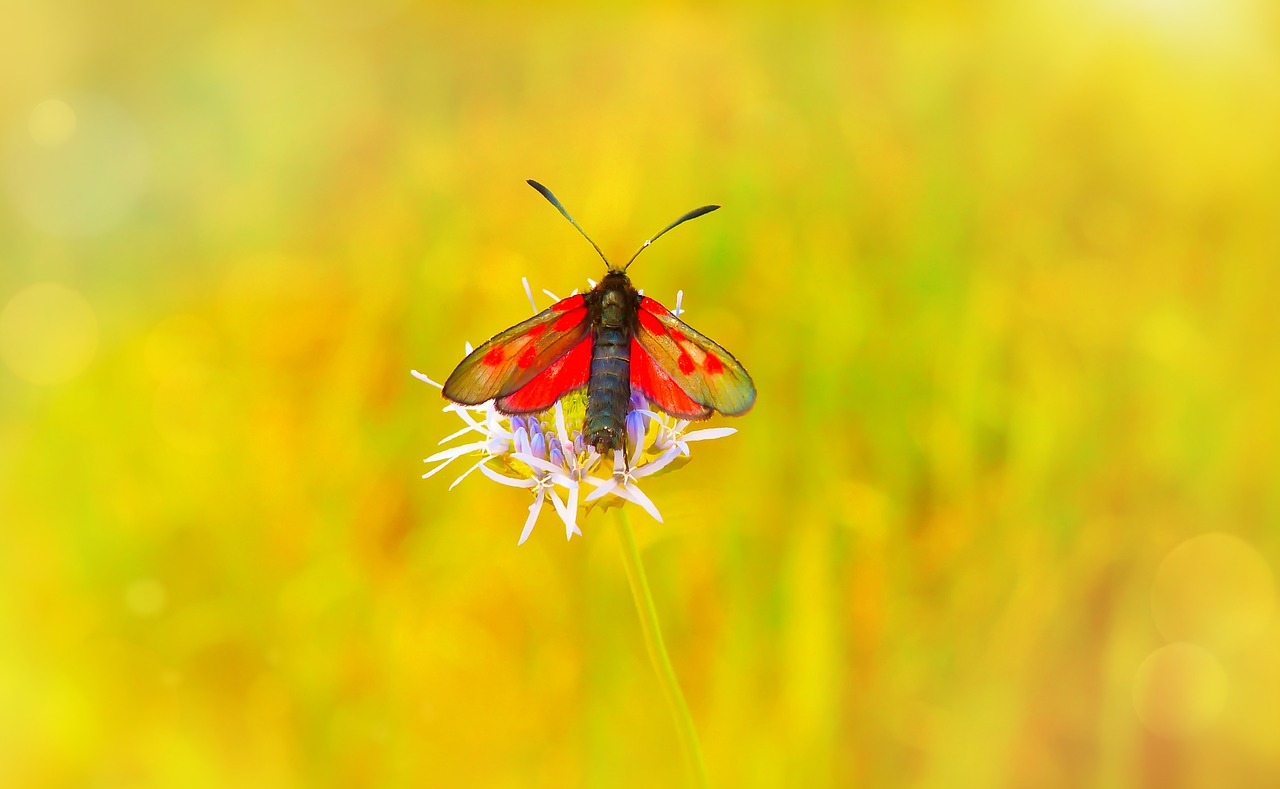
582,442,682,524
639,411,737,458
414,281,739,544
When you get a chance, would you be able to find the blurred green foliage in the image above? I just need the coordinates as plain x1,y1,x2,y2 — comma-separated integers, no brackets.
2,1,1280,786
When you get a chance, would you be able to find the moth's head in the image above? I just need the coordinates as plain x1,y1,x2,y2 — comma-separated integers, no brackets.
598,270,633,297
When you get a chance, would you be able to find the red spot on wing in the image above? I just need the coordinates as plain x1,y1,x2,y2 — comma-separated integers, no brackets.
517,344,539,368
704,353,724,375
677,349,696,374
552,295,585,312
497,338,591,413
670,328,688,344
631,339,708,419
526,323,548,338
552,307,587,331
482,347,504,367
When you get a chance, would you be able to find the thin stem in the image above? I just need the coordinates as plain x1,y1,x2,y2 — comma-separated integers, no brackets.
614,508,710,788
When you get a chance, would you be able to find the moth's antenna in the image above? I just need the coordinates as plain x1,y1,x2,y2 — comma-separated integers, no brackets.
623,204,720,271
526,180,611,269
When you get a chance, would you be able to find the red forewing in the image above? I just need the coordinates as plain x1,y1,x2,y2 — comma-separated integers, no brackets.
633,296,756,417
442,294,590,408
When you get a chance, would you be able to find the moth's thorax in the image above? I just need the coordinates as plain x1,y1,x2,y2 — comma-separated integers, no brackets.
592,271,638,330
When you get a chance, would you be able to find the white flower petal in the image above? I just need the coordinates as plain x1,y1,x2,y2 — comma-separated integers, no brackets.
422,459,457,480
518,487,545,545
541,288,561,303
620,482,663,523
553,401,572,453
629,438,646,468
565,486,581,536
522,277,537,314
424,442,487,465
448,456,491,490
585,476,620,501
484,403,511,438
548,489,578,540
438,423,484,445
681,427,737,442
632,445,682,478
480,464,537,489
486,434,512,455
447,403,487,430
411,370,443,388
511,452,576,488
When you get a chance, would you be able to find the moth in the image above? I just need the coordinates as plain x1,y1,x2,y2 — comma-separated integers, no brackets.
442,180,756,457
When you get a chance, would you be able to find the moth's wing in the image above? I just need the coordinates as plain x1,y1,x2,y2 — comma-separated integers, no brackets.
630,337,712,419
442,295,590,406
633,296,756,417
496,336,591,414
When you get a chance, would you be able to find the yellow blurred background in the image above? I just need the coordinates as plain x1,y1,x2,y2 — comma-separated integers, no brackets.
3,0,1280,786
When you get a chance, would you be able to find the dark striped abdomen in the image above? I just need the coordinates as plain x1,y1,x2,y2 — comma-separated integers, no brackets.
585,324,630,454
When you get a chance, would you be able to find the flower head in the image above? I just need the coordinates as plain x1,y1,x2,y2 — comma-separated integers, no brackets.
414,281,737,544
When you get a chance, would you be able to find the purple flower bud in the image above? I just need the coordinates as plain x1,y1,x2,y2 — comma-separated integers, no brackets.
510,416,526,435
626,410,646,455
629,390,648,413
531,431,547,460
573,431,586,455
549,446,565,468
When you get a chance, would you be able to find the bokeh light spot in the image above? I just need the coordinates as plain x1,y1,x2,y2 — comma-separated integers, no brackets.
4,93,147,236
1133,643,1228,736
295,0,409,30
1152,533,1275,653
1095,0,1263,55
0,282,98,385
28,98,76,147
125,579,168,618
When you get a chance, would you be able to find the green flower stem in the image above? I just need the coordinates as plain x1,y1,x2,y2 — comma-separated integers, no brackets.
615,508,710,788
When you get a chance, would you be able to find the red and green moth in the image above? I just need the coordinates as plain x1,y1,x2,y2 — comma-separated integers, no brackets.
442,180,756,457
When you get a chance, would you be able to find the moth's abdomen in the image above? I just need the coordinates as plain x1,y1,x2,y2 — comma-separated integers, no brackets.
585,324,631,454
